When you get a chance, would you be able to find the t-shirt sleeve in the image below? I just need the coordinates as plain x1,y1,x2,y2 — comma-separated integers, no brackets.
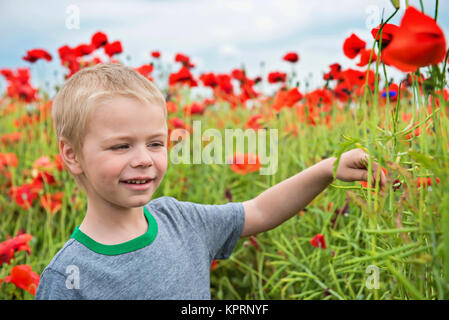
169,197,245,260
34,268,81,300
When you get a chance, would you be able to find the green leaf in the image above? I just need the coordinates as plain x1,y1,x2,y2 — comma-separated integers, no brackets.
408,150,443,176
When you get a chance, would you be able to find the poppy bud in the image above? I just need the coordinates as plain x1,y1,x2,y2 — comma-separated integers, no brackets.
390,0,400,9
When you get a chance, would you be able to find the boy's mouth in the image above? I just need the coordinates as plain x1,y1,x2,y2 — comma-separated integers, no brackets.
120,176,155,184
120,179,152,184
119,178,154,190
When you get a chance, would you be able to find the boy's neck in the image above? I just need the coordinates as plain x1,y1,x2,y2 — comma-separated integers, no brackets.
78,203,148,246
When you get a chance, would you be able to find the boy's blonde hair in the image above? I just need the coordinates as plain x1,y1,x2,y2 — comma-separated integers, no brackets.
51,63,167,192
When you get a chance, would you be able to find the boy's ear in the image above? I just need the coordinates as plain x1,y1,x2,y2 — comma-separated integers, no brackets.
59,138,84,175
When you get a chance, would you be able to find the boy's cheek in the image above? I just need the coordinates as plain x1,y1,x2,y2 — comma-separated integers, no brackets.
154,152,168,176
160,156,169,174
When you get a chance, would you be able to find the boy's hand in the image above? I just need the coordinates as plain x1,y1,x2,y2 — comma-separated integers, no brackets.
331,148,386,189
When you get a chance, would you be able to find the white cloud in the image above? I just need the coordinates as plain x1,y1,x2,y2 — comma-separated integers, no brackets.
218,44,240,58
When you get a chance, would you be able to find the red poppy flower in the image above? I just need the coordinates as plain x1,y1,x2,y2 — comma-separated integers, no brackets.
169,66,198,87
32,156,54,170
216,74,234,94
169,117,187,129
91,31,108,49
32,170,56,187
200,72,218,88
22,49,52,63
104,40,123,57
1,265,40,296
245,114,264,130
0,233,33,265
268,71,287,83
134,64,154,80
1,132,21,146
343,33,366,59
272,87,303,111
175,53,190,64
357,49,377,67
283,52,299,63
229,153,261,175
338,68,369,92
417,177,440,188
0,68,14,78
57,45,81,78
203,98,215,106
54,154,65,171
151,51,161,58
343,34,366,59
382,6,447,72
310,234,326,249
175,53,194,68
0,68,38,102
303,88,333,111
183,102,205,116
0,152,18,168
231,69,246,82
239,80,259,102
323,63,342,81
39,192,64,215
166,101,178,113
332,82,350,102
58,45,74,62
73,44,94,57
135,64,154,77
210,260,219,271
8,183,41,210
371,24,399,49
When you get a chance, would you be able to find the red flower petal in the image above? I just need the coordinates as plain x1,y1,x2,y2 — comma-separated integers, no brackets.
0,233,33,265
357,49,377,67
371,24,399,49
104,41,123,57
22,49,52,63
229,153,261,175
3,265,40,296
382,6,447,72
91,31,108,49
283,52,299,63
267,71,287,83
343,34,366,59
310,234,326,249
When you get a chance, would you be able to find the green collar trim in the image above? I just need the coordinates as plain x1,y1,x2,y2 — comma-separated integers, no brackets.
70,206,158,255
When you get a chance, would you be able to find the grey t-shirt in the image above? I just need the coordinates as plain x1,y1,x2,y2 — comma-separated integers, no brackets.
34,196,245,300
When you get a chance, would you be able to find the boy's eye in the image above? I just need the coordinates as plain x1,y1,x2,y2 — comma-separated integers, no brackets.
112,145,129,150
150,143,164,147
111,143,163,150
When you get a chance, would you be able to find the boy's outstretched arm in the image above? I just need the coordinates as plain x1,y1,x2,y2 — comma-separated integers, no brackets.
240,148,386,238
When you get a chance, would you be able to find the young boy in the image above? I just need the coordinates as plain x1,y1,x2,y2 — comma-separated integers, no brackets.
35,63,386,300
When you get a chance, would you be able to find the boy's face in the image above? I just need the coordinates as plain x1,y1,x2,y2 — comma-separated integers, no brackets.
76,96,168,209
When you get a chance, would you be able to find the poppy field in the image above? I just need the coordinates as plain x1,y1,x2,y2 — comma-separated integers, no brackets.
1,2,449,300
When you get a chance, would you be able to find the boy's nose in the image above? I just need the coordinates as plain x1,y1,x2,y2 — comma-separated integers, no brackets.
131,148,154,167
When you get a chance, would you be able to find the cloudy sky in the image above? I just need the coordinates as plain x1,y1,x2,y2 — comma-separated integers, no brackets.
0,0,448,96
